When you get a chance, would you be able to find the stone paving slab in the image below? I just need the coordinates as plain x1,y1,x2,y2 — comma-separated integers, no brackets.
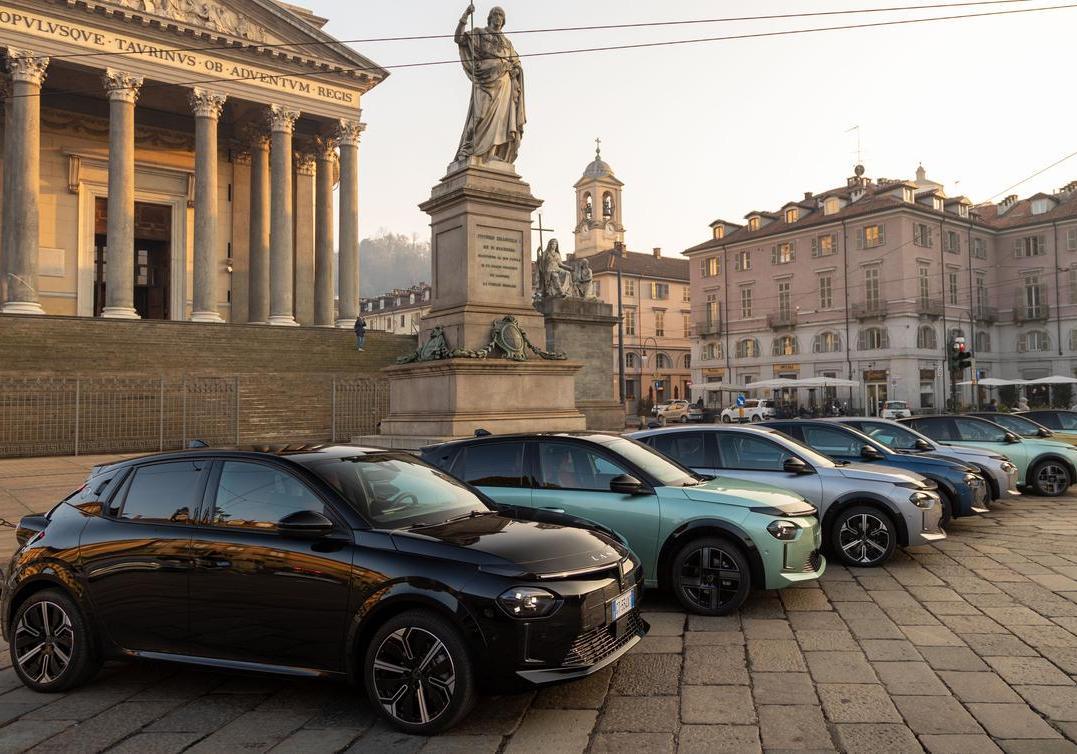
4,457,1077,750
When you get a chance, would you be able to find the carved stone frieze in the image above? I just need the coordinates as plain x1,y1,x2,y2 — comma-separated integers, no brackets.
103,0,270,44
41,109,194,151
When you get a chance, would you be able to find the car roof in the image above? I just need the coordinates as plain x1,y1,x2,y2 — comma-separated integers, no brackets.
632,424,784,437
89,443,394,477
422,431,627,453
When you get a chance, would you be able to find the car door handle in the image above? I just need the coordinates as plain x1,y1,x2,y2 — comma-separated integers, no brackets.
541,507,566,514
194,557,232,570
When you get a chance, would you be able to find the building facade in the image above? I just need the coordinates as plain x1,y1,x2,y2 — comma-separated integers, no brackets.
569,147,691,406
362,283,431,335
0,0,384,326
684,164,1077,412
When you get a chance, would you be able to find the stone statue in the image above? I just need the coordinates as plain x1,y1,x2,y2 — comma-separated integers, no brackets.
573,259,596,299
536,239,573,299
454,4,526,164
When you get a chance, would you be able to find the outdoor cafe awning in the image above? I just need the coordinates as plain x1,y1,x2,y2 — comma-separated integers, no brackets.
956,376,1077,386
748,377,861,390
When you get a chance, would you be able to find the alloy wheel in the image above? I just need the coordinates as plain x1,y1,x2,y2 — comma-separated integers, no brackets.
1036,463,1069,496
838,513,890,565
678,546,742,612
14,601,74,685
372,626,456,726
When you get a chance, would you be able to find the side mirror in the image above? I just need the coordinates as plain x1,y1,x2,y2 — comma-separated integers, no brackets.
1038,427,1053,438
278,510,335,537
610,474,647,495
1004,432,1021,444
783,457,813,475
914,438,933,451
861,445,885,460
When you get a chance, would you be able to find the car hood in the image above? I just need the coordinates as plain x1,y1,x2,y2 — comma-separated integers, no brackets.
934,444,1006,461
878,453,976,474
390,513,627,577
679,476,813,510
1022,438,1077,454
833,462,928,487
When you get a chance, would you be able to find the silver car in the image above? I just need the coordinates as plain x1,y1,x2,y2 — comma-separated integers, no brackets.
828,417,1020,502
630,425,945,568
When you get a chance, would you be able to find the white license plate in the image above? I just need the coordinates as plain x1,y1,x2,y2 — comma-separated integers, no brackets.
611,587,636,621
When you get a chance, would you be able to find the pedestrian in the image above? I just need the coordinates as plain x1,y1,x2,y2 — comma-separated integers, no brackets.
988,398,999,412
1016,395,1030,412
354,315,367,351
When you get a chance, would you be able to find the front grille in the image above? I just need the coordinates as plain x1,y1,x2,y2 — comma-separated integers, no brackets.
562,611,642,667
802,550,822,573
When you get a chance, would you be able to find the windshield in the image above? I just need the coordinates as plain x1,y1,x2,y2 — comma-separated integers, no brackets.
884,402,907,410
599,436,700,487
764,431,839,468
988,413,1045,437
305,453,488,529
860,421,928,451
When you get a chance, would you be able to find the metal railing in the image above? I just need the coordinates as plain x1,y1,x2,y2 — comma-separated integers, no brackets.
693,319,721,336
917,298,943,318
974,304,999,323
851,300,888,320
766,310,798,330
331,378,391,442
0,376,238,458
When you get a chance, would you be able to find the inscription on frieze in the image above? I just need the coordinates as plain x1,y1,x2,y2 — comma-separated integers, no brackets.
476,231,522,292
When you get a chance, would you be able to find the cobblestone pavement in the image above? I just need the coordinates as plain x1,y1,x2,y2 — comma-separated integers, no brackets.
6,458,1077,751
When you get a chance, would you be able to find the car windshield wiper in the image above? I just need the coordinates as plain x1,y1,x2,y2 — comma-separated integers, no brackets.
406,508,494,529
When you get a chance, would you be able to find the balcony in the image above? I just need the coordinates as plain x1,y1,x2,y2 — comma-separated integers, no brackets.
917,298,943,318
766,311,798,330
694,319,722,337
1014,303,1050,323
974,305,998,324
851,300,888,320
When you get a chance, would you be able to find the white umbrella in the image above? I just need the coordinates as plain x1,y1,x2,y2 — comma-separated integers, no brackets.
956,377,1024,386
797,376,861,388
1027,376,1077,385
747,378,800,390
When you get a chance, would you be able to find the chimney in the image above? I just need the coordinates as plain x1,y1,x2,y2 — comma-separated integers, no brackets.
803,191,813,201
998,194,1019,215
652,247,662,258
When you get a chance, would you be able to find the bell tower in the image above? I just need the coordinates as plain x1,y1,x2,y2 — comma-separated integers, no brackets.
573,138,625,258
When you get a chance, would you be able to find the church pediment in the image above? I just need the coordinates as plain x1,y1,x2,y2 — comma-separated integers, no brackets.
100,0,281,44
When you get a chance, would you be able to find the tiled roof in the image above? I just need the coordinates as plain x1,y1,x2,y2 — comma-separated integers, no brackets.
974,191,1077,230
583,249,690,281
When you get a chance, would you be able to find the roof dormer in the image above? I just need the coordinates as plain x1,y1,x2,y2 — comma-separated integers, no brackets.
1030,194,1057,215
998,194,1019,215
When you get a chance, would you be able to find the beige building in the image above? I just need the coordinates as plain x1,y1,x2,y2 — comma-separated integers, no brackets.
684,164,1077,412
569,147,691,405
0,0,384,326
363,283,431,335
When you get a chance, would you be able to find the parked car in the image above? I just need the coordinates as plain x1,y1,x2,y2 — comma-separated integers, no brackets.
421,432,825,616
901,415,1077,496
630,425,944,567
761,419,988,526
686,404,706,423
656,399,692,423
1018,409,1077,433
880,401,912,419
720,399,777,424
971,412,1077,447
827,416,1020,502
2,446,648,735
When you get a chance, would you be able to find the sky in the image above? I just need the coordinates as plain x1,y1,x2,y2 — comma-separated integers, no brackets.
302,0,1077,258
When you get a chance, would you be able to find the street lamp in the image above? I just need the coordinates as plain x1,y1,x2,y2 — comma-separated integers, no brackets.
614,241,626,405
640,335,659,404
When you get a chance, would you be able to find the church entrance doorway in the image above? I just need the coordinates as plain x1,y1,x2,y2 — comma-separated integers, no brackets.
94,200,172,319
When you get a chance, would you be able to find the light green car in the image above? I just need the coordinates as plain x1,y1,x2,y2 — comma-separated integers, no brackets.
421,432,825,616
902,415,1077,497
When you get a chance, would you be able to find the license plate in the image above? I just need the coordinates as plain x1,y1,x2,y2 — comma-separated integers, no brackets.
611,587,636,622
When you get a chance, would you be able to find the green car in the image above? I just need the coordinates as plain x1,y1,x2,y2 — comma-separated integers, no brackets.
421,432,825,615
902,415,1077,497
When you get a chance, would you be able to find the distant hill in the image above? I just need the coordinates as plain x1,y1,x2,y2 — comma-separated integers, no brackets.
359,231,431,297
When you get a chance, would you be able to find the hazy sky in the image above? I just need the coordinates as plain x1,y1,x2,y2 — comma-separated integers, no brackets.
303,0,1077,258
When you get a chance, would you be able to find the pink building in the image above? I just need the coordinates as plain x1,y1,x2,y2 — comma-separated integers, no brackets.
684,165,1077,412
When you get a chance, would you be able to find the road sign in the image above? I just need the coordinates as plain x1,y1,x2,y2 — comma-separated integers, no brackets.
736,394,746,407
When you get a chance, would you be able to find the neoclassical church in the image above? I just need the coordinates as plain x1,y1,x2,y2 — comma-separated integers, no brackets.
0,0,385,326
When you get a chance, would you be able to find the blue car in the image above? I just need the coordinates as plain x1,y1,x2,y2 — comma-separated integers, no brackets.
760,419,989,526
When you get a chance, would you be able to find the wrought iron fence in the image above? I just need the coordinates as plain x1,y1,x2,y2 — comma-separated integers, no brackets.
331,378,391,442
0,376,238,457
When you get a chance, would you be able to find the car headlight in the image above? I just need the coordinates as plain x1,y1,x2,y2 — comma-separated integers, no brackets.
767,520,800,541
497,587,561,619
1001,462,1017,473
964,473,983,486
909,491,937,509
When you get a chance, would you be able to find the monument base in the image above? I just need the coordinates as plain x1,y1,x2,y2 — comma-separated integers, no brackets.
376,357,586,439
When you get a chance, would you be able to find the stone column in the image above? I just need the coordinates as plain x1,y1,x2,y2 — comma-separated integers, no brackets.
189,88,227,323
314,136,336,327
267,104,299,326
100,69,143,319
335,119,364,327
0,79,12,306
293,149,316,326
1,49,48,315
247,132,270,324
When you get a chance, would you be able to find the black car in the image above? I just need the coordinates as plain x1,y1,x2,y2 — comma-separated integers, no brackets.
1,445,646,735
1018,409,1077,432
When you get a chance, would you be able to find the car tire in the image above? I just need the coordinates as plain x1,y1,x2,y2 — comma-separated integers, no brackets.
1029,459,1072,497
364,609,477,735
749,414,761,423
721,415,731,424
937,489,954,528
679,415,689,423
670,537,751,616
830,506,897,568
11,589,101,693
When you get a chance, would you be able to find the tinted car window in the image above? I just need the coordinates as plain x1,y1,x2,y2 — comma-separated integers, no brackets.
857,421,923,451
953,417,1008,442
908,417,956,441
211,461,325,530
984,414,1042,437
536,443,631,491
1025,411,1063,430
120,461,205,523
458,443,527,487
717,434,792,471
1056,413,1077,431
649,433,708,468
802,426,863,456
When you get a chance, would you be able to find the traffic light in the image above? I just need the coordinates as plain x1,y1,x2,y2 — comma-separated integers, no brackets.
950,336,973,372
958,345,973,372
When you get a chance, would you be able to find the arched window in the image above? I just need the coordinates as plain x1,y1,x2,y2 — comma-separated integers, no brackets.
683,354,692,369
975,332,992,353
655,353,672,369
772,335,799,356
858,327,889,350
582,192,593,221
736,338,760,359
917,325,938,350
625,352,638,369
1019,330,1050,353
602,192,614,218
812,331,842,353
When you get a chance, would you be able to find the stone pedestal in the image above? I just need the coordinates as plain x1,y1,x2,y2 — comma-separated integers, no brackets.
372,161,586,446
536,297,623,431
